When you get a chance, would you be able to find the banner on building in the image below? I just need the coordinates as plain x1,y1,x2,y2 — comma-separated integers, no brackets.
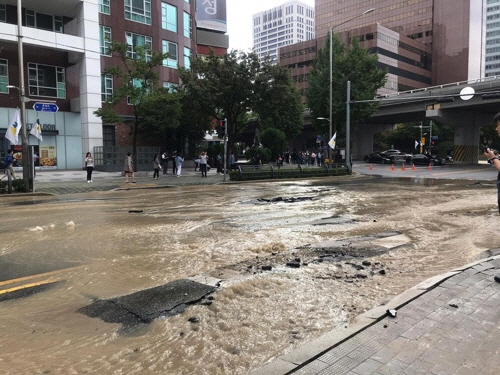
196,0,227,33
40,145,57,168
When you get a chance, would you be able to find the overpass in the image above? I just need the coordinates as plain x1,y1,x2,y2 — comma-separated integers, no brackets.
354,76,500,163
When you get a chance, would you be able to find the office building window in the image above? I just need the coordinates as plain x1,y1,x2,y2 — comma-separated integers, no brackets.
162,40,178,68
0,4,6,22
162,3,177,32
183,12,192,38
0,59,8,93
126,32,152,60
184,47,191,69
25,10,63,33
28,63,66,98
102,125,116,147
100,26,112,56
125,0,151,25
99,0,110,14
101,74,113,102
163,82,179,91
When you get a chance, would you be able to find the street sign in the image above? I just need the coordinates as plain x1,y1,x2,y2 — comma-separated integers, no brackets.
431,136,438,140
33,103,59,112
421,137,426,146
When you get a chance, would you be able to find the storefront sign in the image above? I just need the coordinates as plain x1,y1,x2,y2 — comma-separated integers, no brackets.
27,122,56,131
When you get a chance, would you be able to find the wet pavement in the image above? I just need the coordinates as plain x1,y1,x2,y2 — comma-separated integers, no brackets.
2,163,500,374
253,256,500,375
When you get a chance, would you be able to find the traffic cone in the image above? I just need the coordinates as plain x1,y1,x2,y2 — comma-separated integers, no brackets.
369,164,373,170
411,164,415,171
428,163,432,171
391,164,395,171
401,163,405,171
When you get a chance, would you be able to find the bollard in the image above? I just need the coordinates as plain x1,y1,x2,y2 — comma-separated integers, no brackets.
411,164,415,171
369,164,373,171
428,163,432,171
401,163,405,171
391,164,395,171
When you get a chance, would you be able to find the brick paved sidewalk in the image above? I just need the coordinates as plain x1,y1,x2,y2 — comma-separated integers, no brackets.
255,257,500,375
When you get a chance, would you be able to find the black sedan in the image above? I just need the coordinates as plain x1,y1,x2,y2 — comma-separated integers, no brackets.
363,152,392,164
410,154,446,166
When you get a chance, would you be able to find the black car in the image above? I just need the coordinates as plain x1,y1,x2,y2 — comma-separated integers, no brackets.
410,154,445,166
363,152,392,164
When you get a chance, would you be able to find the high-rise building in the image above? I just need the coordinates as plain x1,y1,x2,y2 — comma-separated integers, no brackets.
0,0,196,169
315,0,486,85
252,0,315,63
486,0,500,76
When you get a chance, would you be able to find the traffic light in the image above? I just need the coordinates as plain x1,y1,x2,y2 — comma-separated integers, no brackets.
217,119,226,139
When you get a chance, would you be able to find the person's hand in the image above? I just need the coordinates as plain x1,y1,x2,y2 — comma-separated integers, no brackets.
485,148,497,159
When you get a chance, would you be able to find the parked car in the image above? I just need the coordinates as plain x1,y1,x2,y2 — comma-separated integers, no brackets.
363,152,392,164
410,154,446,166
381,150,412,164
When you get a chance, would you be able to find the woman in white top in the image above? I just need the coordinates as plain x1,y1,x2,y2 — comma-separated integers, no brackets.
85,152,94,183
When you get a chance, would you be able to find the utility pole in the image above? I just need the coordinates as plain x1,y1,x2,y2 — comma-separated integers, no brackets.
16,0,31,190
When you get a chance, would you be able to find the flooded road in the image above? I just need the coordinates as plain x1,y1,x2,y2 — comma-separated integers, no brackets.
1,176,499,375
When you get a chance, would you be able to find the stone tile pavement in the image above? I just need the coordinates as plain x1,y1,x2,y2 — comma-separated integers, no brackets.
21,169,226,195
254,257,500,375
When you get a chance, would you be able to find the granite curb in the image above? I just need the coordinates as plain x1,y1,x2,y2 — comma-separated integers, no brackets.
250,254,500,375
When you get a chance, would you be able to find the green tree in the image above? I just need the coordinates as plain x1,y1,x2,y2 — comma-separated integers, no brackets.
261,128,287,159
307,34,387,145
255,63,304,139
94,41,181,169
179,50,303,166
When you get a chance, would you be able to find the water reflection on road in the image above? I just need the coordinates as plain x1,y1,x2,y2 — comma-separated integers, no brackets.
1,177,499,375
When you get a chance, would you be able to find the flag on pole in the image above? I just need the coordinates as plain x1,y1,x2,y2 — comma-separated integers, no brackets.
414,140,419,149
30,118,43,141
328,132,337,150
5,109,22,145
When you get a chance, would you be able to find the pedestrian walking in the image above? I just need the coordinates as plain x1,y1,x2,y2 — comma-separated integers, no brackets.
230,152,236,171
124,152,136,183
194,155,201,171
2,149,16,180
216,153,223,174
171,150,177,175
175,152,184,177
85,152,94,183
152,153,161,179
200,151,208,177
483,112,500,283
161,151,168,174
33,152,39,176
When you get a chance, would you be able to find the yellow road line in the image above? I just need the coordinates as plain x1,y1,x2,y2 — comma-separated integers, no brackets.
0,266,81,287
0,278,59,295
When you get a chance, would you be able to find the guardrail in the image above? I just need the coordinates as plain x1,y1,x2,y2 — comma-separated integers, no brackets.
0,168,13,194
231,163,349,181
376,75,500,99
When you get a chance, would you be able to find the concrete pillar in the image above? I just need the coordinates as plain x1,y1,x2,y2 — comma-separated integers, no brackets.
352,123,394,159
426,109,490,164
77,0,102,165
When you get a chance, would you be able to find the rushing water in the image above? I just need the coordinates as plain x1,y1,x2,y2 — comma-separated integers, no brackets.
1,177,499,375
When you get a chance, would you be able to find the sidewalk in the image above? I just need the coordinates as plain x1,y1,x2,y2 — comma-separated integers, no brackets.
253,256,500,375
27,168,226,195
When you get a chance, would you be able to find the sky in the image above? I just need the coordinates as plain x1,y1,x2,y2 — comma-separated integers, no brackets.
226,0,315,52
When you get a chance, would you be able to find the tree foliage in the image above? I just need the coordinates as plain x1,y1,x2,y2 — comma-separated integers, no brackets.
307,34,387,138
261,128,287,159
179,50,303,165
256,63,304,138
94,41,181,168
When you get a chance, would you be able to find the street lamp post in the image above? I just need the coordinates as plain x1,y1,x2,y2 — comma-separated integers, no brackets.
328,8,375,165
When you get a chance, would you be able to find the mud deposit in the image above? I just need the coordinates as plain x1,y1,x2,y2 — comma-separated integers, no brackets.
0,177,499,375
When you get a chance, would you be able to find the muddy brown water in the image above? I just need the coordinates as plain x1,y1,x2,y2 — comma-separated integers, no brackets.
0,177,498,374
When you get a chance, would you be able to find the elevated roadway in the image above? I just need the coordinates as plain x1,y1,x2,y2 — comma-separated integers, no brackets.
354,77,500,163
